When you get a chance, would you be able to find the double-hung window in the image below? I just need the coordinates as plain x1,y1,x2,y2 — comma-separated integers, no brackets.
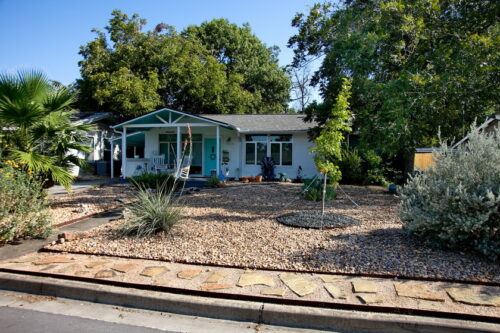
245,134,293,166
245,135,267,165
270,135,292,166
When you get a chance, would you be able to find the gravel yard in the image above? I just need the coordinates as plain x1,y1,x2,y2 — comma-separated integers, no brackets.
49,183,135,225
46,183,500,282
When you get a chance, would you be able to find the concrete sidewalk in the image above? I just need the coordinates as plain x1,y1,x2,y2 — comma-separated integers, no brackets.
1,272,497,333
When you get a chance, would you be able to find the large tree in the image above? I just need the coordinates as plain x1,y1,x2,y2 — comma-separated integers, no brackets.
183,19,290,114
290,0,499,158
78,11,291,119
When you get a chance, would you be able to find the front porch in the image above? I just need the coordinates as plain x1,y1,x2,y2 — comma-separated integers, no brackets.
110,109,235,179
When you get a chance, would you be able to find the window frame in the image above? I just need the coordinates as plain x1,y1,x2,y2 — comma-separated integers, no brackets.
244,134,293,166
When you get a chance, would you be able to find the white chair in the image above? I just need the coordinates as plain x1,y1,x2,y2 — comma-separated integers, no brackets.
176,165,191,180
151,154,168,174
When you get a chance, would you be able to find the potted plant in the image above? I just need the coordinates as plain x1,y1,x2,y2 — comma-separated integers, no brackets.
241,177,249,183
255,175,263,182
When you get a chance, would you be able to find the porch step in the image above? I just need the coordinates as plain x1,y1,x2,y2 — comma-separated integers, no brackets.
184,179,208,188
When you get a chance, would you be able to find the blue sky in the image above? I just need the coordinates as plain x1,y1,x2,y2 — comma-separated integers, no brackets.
0,0,319,87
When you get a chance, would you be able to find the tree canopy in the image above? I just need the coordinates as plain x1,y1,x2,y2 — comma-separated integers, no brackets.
290,0,499,158
77,11,291,119
0,70,91,190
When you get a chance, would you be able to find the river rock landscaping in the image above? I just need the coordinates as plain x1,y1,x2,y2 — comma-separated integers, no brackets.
45,183,500,283
48,183,135,225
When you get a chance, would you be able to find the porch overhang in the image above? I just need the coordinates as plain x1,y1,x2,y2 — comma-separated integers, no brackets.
111,108,235,131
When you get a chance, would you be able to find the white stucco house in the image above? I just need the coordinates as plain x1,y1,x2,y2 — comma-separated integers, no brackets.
110,108,319,180
69,112,113,176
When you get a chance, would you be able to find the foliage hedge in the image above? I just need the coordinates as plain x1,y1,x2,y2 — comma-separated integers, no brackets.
302,177,337,201
338,147,388,185
399,125,499,261
129,173,183,192
0,165,53,243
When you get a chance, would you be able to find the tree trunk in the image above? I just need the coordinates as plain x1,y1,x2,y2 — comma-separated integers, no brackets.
322,172,327,216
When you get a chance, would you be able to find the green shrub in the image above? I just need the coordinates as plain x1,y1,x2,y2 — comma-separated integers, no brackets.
117,180,184,237
130,172,183,191
207,175,221,188
338,148,363,184
399,125,500,261
302,178,337,201
338,147,387,185
0,165,53,243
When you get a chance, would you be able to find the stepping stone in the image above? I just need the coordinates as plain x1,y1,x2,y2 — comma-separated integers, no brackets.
394,283,445,301
324,285,347,299
74,270,90,277
9,257,37,263
280,273,317,297
40,264,58,272
85,261,109,269
445,287,500,307
418,300,443,310
111,263,138,273
237,273,275,287
153,280,170,286
95,269,117,278
357,294,383,304
318,275,343,283
56,264,79,274
205,271,228,283
177,269,202,280
140,266,169,277
200,284,232,291
352,280,378,293
33,256,72,265
260,288,287,297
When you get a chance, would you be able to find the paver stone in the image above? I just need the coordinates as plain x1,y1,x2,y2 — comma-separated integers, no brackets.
237,273,275,287
280,273,317,297
394,283,445,301
140,266,169,277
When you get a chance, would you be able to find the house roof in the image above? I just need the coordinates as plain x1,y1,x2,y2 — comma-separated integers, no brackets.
72,112,112,125
452,115,499,148
111,108,315,133
111,108,233,131
200,114,315,133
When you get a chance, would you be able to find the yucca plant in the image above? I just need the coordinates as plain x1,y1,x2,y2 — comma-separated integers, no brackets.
0,70,92,190
117,180,184,237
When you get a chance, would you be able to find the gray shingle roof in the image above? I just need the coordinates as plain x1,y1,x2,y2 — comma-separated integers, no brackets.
200,114,315,133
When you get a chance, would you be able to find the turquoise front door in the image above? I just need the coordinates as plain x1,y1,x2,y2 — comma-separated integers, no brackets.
204,138,217,176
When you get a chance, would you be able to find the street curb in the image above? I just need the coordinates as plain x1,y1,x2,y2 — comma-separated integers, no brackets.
0,272,498,333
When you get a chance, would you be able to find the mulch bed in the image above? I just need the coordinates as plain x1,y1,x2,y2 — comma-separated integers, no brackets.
45,183,500,283
276,211,360,229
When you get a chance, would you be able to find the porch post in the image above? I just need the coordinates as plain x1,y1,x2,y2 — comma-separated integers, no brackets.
110,141,114,178
121,127,127,178
176,126,181,173
216,125,220,176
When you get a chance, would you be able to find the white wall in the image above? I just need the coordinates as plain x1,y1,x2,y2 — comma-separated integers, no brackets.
240,132,318,179
123,126,318,179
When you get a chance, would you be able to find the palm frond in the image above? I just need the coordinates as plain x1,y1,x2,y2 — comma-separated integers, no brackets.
11,150,74,190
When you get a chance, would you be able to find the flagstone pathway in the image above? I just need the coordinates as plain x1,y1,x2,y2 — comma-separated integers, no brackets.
1,252,499,318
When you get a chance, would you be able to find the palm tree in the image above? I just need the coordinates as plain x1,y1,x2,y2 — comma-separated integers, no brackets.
0,70,92,190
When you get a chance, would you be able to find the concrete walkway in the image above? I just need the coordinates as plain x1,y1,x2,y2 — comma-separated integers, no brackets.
48,179,115,198
0,209,121,261
0,290,325,333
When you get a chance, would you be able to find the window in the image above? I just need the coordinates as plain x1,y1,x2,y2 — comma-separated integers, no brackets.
245,134,293,165
270,135,292,165
245,135,267,164
159,134,177,168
